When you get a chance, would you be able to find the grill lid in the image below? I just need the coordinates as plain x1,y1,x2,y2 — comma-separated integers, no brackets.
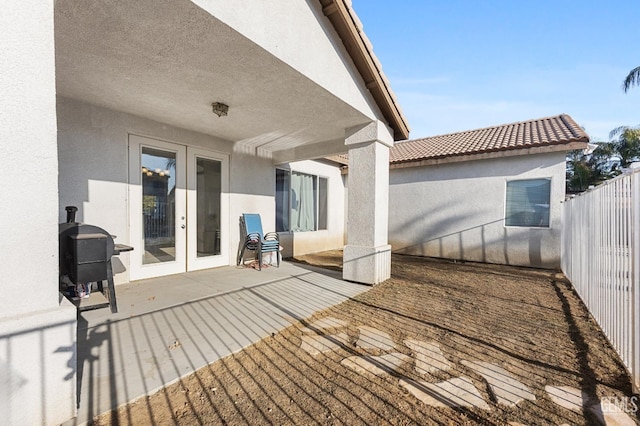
59,222,115,276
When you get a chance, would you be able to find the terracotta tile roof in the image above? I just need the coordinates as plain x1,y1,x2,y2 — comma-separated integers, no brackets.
390,114,589,164
324,154,349,166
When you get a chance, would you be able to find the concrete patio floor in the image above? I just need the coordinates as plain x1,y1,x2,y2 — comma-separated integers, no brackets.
64,261,368,425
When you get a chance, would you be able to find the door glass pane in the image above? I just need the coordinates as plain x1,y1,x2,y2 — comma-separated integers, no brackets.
196,157,222,257
141,147,176,264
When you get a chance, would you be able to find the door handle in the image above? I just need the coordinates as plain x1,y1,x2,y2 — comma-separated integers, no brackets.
181,224,186,229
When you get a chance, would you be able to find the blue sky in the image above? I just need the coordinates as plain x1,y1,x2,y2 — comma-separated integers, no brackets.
351,0,640,142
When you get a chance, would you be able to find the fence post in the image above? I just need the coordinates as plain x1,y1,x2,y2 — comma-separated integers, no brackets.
631,164,640,392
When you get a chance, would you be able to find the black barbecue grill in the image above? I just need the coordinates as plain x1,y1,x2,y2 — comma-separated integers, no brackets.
59,206,132,313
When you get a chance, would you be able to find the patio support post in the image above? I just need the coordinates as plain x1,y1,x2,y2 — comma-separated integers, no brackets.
343,121,393,284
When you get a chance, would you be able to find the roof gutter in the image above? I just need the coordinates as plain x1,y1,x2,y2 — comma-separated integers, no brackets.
320,0,410,141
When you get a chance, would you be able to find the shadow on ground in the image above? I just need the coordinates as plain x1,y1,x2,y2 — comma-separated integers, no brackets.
94,253,639,425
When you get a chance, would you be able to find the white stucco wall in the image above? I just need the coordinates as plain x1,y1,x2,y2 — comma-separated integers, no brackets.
0,299,77,426
277,160,346,257
57,97,276,283
1,2,77,425
229,152,279,259
1,0,59,316
191,0,381,121
388,152,567,269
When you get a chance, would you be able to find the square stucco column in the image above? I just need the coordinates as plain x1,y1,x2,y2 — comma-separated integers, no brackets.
343,121,393,284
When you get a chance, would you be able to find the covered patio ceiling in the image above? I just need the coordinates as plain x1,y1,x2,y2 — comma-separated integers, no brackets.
54,0,371,155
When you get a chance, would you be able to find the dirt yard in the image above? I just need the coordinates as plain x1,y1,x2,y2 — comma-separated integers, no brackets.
95,252,638,425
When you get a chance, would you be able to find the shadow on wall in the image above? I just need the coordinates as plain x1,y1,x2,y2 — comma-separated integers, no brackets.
0,318,76,425
529,231,542,267
390,210,553,269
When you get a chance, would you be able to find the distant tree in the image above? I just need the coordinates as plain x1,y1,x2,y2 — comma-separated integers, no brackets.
608,125,640,169
566,151,592,192
623,66,640,92
566,143,617,193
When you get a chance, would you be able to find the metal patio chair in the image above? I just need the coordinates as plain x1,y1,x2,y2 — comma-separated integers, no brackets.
236,213,280,271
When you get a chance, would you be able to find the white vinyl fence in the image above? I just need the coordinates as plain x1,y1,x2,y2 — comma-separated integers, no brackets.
562,163,640,391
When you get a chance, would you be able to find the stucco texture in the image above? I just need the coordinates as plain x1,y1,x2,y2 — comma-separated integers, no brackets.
57,97,278,284
1,3,79,425
57,96,353,283
191,0,380,121
0,0,59,316
0,300,77,425
388,153,567,269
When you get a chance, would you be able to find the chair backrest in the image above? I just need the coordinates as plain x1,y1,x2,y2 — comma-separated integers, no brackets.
242,213,264,238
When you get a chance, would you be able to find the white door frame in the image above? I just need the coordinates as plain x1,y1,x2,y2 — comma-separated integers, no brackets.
129,134,187,280
186,146,230,271
129,134,230,280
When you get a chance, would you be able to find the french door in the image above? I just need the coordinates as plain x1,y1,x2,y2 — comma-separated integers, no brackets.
129,135,229,280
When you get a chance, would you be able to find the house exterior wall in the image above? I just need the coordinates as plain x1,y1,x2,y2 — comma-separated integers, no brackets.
388,152,567,269
2,1,59,317
0,304,77,426
57,97,276,284
1,2,398,424
0,1,77,424
191,0,380,121
55,1,398,288
277,160,346,258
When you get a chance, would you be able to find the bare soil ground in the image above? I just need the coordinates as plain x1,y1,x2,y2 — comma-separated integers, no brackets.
96,252,638,425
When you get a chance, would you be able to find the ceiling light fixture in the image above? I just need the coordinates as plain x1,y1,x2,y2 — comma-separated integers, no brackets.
211,102,229,117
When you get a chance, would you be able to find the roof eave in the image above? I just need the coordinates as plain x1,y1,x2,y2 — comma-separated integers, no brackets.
389,140,589,169
320,0,410,141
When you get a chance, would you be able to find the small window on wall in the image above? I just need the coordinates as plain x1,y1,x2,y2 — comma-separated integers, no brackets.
276,169,290,232
275,169,328,232
505,179,551,227
318,177,328,230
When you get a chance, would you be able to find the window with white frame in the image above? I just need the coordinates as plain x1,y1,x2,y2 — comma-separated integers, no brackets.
505,178,551,227
276,169,328,232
